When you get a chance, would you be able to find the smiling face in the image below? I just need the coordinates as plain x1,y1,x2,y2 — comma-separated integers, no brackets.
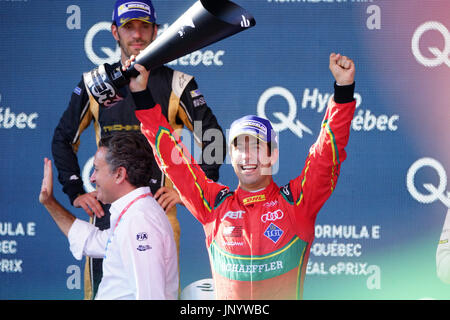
111,19,157,63
90,147,119,205
230,134,278,191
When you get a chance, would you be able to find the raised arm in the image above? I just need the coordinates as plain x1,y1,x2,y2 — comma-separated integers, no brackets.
39,158,76,237
39,157,108,260
329,52,355,86
288,53,356,225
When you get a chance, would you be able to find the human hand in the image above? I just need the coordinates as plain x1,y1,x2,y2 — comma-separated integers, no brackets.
329,53,355,86
73,192,104,218
154,187,184,212
122,55,150,93
39,158,55,206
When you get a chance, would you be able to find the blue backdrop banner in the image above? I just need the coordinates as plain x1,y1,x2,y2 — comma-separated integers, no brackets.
0,0,449,300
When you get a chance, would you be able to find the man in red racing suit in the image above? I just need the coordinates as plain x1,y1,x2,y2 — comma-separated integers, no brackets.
129,53,356,299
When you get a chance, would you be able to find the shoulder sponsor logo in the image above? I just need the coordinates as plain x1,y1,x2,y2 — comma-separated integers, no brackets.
190,88,206,107
190,89,202,98
193,96,206,108
175,72,190,92
214,188,233,209
282,185,290,196
242,194,266,205
73,86,82,95
261,209,284,223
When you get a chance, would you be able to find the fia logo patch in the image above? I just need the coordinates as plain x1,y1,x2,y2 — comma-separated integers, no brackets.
263,223,283,243
136,232,148,241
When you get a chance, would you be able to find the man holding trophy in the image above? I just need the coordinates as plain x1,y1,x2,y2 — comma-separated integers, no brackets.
125,51,356,299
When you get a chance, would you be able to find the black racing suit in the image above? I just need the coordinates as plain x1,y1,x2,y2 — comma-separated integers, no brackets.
52,63,225,299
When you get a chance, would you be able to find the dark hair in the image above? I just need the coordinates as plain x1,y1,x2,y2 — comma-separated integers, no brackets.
99,132,154,187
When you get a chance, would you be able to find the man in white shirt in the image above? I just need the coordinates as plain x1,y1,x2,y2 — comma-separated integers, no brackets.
39,132,178,299
437,208,450,284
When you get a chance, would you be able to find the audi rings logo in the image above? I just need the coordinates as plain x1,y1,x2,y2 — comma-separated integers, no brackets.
261,209,284,223
406,157,450,208
412,21,450,68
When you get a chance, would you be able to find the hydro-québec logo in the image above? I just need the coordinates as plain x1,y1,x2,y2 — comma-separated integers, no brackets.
0,95,38,130
0,108,38,130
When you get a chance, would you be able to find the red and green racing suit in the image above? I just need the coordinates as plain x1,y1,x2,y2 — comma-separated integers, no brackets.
133,83,356,299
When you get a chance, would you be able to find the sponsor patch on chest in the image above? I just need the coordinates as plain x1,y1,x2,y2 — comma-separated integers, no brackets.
137,244,152,251
264,223,284,243
223,225,243,237
136,232,148,241
243,194,266,205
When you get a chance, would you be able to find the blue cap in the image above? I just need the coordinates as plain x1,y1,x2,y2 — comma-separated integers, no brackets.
229,115,278,146
113,0,157,28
